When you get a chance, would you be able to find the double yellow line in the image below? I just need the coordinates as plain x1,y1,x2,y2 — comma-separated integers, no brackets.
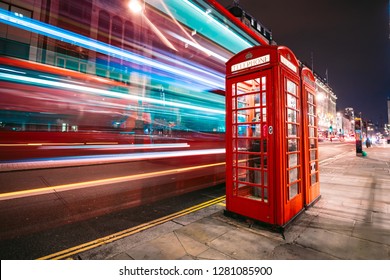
38,195,226,260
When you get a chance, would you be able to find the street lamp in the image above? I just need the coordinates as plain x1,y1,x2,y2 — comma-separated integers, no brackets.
128,0,143,14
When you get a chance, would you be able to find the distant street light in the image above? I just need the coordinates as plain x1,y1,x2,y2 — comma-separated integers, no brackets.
128,0,143,14
316,92,325,101
126,0,177,51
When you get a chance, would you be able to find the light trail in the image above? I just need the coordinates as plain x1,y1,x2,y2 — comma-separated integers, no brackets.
0,142,190,149
148,0,254,52
167,31,229,62
0,8,225,90
0,148,225,172
142,14,178,52
0,72,225,115
38,143,191,150
0,160,226,201
158,0,213,57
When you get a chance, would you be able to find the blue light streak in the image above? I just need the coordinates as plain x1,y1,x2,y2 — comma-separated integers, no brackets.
0,72,225,115
0,8,224,90
147,0,253,53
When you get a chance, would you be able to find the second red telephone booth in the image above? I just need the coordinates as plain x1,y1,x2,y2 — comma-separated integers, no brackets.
301,67,321,207
225,45,305,227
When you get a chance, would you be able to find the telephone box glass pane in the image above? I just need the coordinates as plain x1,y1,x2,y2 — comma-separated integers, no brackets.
252,187,262,199
237,168,249,182
309,138,316,147
288,124,298,136
237,96,248,108
308,93,314,103
287,80,297,95
263,171,268,186
288,139,298,152
310,150,317,161
287,109,297,122
264,187,268,202
237,124,249,137
262,108,267,122
254,93,261,106
310,162,317,172
288,153,298,167
289,168,299,183
261,76,266,90
289,183,298,199
309,127,315,137
232,84,236,96
262,92,267,105
237,139,250,151
309,115,315,126
237,108,252,118
237,114,246,123
263,155,268,167
287,94,297,109
237,78,260,95
253,169,262,184
309,104,314,114
311,173,318,185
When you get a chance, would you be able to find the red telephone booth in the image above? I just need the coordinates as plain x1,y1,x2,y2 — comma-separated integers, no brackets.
225,45,304,227
301,67,321,207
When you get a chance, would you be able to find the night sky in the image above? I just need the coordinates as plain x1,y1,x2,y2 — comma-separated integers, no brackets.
217,0,390,125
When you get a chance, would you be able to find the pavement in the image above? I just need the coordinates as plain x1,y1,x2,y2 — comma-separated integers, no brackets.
67,143,390,260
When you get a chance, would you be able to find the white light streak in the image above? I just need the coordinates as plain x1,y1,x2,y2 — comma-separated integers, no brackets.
0,9,224,89
0,72,225,114
167,31,228,62
181,0,252,48
39,143,190,150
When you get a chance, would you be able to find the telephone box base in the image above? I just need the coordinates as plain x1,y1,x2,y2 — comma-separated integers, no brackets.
223,209,306,235
304,195,322,209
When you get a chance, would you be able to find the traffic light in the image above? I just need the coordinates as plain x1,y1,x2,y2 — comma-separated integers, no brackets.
355,118,361,131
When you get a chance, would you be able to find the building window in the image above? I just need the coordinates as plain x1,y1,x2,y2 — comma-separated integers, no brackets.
0,3,32,59
124,20,135,51
111,16,123,48
98,10,110,44
58,0,92,37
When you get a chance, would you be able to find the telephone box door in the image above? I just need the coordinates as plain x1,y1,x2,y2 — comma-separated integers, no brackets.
301,67,320,206
226,70,274,224
280,67,304,224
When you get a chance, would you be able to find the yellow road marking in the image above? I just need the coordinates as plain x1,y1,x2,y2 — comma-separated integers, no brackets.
38,195,226,260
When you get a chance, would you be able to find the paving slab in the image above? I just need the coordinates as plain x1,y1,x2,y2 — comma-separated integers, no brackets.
296,227,389,259
175,216,235,244
307,213,355,236
207,227,283,259
126,232,188,260
270,243,337,260
352,221,390,246
175,231,210,257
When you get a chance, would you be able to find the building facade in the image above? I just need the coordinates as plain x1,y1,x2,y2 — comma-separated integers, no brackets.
314,73,337,139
